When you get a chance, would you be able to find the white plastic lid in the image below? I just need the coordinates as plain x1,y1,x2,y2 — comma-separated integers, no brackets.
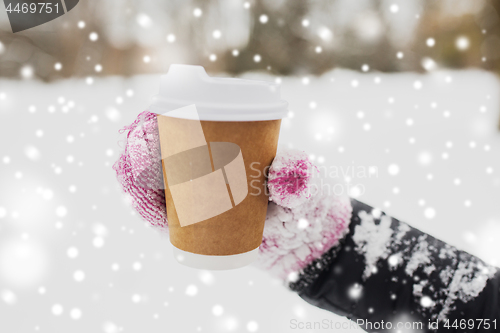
149,64,288,121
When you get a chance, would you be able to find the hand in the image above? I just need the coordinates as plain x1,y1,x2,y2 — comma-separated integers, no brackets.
256,149,352,280
113,111,168,231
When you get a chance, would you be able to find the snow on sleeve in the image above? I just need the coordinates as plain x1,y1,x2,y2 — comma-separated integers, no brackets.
353,210,394,280
394,222,410,244
437,258,498,321
400,233,498,322
352,209,498,323
402,233,497,321
405,235,432,276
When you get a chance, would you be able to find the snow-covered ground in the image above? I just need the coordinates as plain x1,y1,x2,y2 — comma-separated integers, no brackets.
0,69,499,332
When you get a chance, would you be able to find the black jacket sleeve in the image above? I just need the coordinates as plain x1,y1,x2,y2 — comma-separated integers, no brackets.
290,199,500,333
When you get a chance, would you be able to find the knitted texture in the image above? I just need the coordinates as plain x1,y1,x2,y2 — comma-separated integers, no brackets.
256,187,352,280
112,111,168,232
267,149,315,209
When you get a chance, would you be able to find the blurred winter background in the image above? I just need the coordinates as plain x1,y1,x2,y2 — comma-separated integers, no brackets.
0,0,500,332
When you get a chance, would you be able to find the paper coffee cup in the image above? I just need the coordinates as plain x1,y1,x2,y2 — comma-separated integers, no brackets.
150,64,287,269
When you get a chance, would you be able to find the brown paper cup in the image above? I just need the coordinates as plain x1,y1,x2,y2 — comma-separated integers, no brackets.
157,114,281,267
